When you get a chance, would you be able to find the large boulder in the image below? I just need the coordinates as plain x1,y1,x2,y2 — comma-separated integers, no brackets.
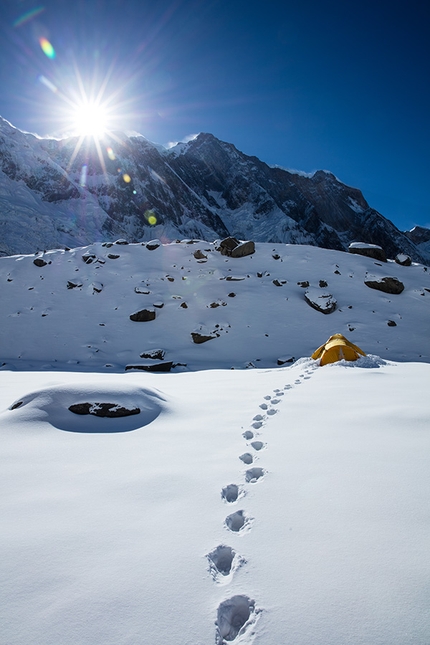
129,308,156,322
349,242,387,262
304,288,337,314
217,237,255,258
364,276,404,294
395,253,412,266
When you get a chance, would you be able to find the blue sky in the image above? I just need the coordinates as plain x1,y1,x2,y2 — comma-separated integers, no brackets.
1,0,429,232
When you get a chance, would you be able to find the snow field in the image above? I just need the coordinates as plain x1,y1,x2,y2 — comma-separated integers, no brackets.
1,359,430,644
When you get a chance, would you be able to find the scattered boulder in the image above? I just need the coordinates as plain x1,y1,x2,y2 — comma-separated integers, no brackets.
114,239,128,245
364,276,404,294
319,280,328,288
69,402,140,417
228,292,236,297
387,320,397,327
217,237,255,258
107,253,120,259
146,239,161,251
304,288,337,314
191,331,217,344
125,362,173,372
272,253,281,260
348,242,387,262
140,349,166,360
92,282,103,293
33,258,47,267
134,286,151,294
297,281,309,288
129,308,156,322
82,253,97,264
395,253,412,266
67,279,83,289
225,275,246,281
193,249,207,260
277,356,295,365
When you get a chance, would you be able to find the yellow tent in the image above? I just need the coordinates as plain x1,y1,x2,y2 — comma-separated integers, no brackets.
312,333,366,366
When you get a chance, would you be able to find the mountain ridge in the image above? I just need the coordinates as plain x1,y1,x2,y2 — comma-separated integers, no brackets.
0,117,428,263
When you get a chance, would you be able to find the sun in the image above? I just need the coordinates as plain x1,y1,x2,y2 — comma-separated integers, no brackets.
72,102,109,137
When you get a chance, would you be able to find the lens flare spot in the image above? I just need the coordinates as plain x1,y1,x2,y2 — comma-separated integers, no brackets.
107,147,115,160
38,74,57,93
123,173,131,183
39,37,56,59
144,210,157,225
13,7,46,28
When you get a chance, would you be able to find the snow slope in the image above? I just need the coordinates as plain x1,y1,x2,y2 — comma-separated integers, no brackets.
1,241,429,370
1,241,430,644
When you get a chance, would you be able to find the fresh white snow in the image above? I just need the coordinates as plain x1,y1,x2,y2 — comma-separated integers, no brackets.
1,240,430,644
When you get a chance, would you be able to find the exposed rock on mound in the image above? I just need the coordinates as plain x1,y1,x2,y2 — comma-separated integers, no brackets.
349,242,387,262
69,402,140,417
364,276,405,294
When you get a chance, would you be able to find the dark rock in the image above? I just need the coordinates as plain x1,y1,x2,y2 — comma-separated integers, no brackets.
304,288,337,314
140,349,166,360
297,281,309,288
108,253,120,259
387,320,397,326
153,301,164,308
193,249,207,260
69,403,140,417
191,331,217,344
272,253,280,260
217,237,255,258
33,258,47,267
319,280,328,288
395,253,412,266
273,279,285,286
180,302,188,308
146,239,161,251
67,280,83,289
125,361,173,372
134,286,150,294
277,356,295,365
364,276,405,294
10,400,24,410
92,282,103,293
82,253,97,264
129,308,156,322
228,292,236,297
115,239,128,245
226,275,245,281
349,243,387,262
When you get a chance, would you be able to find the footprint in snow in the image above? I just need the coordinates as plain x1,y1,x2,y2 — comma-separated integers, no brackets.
259,403,268,410
250,441,265,451
207,546,246,584
284,384,292,390
245,467,265,483
242,430,254,440
216,595,259,644
225,510,252,533
270,398,280,404
252,420,263,429
221,484,241,503
253,414,265,421
267,408,277,416
263,395,271,400
239,453,253,465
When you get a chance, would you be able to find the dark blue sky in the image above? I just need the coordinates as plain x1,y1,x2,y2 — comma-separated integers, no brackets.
1,0,429,232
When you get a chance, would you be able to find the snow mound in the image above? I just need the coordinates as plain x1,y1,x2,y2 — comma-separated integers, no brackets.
5,381,165,432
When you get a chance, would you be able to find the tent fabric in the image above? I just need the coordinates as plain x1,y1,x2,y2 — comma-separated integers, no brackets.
312,333,366,366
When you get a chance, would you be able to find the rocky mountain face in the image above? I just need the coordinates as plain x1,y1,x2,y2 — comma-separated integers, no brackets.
0,117,428,263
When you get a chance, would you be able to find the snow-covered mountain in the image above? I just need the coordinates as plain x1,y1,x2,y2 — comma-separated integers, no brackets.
1,117,428,263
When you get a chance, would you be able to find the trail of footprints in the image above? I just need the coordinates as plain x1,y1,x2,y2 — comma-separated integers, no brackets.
209,363,317,643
